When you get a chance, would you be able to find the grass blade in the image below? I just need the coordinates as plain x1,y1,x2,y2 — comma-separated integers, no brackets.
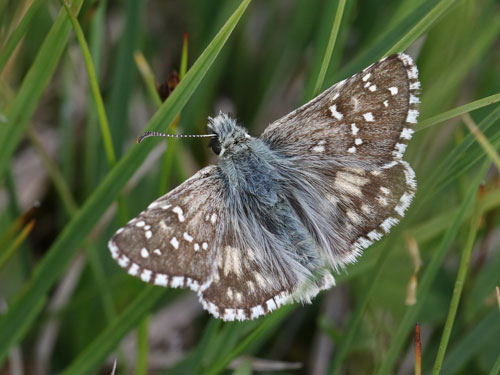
432,209,481,374
416,92,500,131
0,0,84,182
377,161,490,375
310,0,346,99
0,0,250,365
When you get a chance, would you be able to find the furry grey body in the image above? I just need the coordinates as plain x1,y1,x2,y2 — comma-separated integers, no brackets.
108,53,420,320
209,115,326,292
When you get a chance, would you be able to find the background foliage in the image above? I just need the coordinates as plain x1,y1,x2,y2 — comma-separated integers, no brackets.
0,0,499,374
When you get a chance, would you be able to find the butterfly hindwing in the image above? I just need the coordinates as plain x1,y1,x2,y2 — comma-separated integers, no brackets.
109,166,223,292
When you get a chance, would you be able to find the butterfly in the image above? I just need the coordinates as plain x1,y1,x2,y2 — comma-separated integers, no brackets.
109,53,419,321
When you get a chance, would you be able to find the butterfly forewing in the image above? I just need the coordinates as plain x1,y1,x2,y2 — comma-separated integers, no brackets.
109,166,224,291
261,53,419,161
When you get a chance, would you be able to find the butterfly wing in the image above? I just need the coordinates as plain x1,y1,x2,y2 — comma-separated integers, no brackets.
108,166,224,292
262,53,419,161
260,53,419,269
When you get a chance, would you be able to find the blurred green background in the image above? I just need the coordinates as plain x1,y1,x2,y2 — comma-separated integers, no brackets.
0,0,500,374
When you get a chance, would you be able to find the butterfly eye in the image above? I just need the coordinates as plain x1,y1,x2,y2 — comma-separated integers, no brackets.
209,136,222,155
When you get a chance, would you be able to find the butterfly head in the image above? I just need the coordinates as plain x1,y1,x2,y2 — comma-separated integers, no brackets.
207,112,252,157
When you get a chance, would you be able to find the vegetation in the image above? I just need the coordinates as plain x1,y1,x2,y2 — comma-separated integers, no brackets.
0,0,499,373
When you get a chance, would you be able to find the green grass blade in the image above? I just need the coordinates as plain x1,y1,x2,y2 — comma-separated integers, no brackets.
61,0,116,167
385,0,459,55
0,0,49,73
106,0,143,156
136,315,150,375
490,353,500,375
442,308,500,373
416,92,500,131
204,305,293,375
0,0,250,365
310,0,346,99
432,210,481,374
334,0,456,82
0,0,84,182
377,161,490,375
63,287,164,375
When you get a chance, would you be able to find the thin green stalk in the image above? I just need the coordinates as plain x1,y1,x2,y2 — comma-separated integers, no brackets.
180,32,189,79
417,92,500,131
61,0,115,167
0,0,50,73
385,0,459,55
61,0,130,223
490,353,500,375
0,0,85,182
311,0,346,99
134,51,163,108
432,209,481,374
136,316,150,375
0,220,34,271
377,160,491,375
462,113,500,172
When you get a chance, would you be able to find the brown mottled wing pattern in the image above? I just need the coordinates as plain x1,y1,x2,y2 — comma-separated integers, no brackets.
262,53,419,161
108,166,223,292
261,53,419,269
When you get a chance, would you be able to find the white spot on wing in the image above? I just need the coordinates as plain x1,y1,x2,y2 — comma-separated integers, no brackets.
153,249,161,255
410,95,420,104
410,82,421,90
183,232,193,242
401,128,414,140
388,87,398,95
395,192,413,216
170,276,184,288
145,230,152,239
381,217,399,233
128,263,139,276
250,305,265,319
351,123,359,135
347,209,363,224
210,213,217,225
362,73,371,81
155,274,168,286
383,100,389,107
329,104,344,120
406,109,419,124
118,255,130,268
172,206,185,222
135,221,145,227
194,243,200,251
355,138,363,145
140,269,152,282
170,237,179,249
368,84,377,92
140,248,149,258
348,146,356,153
202,242,208,250
363,112,374,122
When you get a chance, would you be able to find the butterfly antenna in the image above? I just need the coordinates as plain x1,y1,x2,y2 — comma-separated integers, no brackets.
137,131,216,144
